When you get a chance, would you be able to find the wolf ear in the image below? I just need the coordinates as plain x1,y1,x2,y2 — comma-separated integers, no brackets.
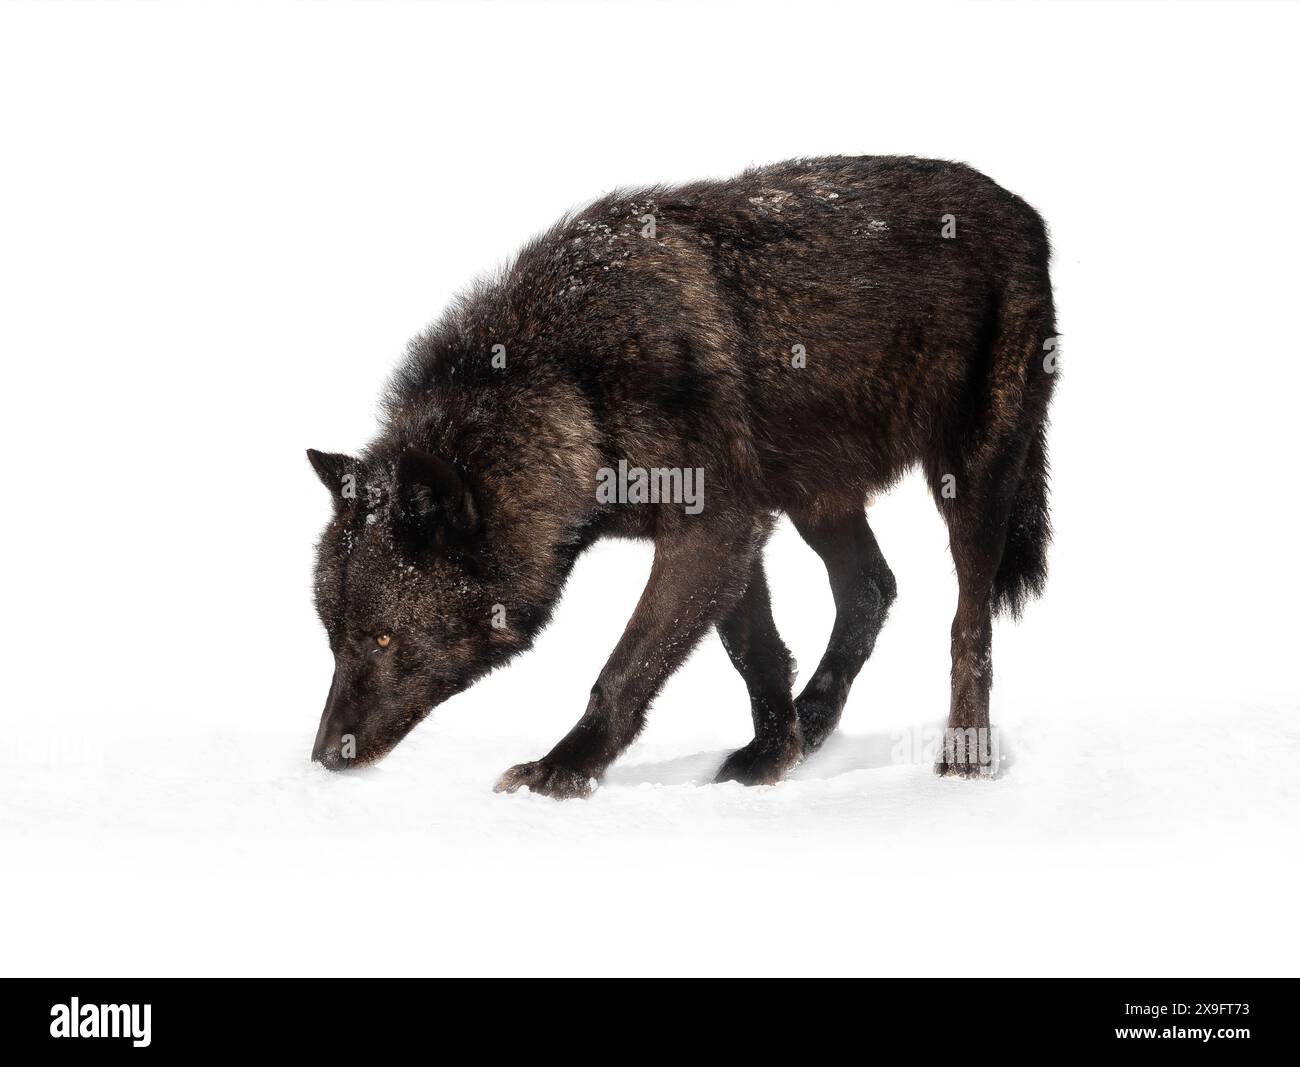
397,446,479,537
307,449,357,501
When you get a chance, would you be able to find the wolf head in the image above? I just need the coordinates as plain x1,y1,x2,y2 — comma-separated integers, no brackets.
306,445,526,769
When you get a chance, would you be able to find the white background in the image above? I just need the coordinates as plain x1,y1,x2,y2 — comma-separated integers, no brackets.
2,0,1297,977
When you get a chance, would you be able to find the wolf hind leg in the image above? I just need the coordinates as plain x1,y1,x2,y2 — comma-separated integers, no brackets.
927,464,1016,779
788,506,897,756
927,296,1057,776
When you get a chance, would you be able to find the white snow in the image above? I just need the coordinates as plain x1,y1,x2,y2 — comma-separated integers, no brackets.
5,697,1295,977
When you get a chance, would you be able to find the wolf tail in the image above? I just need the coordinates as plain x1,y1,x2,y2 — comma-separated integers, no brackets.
991,419,1051,619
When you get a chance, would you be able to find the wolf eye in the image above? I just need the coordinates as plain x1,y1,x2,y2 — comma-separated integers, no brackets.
375,634,391,648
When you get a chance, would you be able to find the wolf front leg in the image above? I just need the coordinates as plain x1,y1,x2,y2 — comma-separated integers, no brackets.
494,515,760,798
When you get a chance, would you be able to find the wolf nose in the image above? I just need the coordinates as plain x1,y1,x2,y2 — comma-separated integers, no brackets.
314,745,346,771
312,729,351,770
311,717,346,769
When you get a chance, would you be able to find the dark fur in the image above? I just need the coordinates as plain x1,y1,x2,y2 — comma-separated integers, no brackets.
309,155,1057,792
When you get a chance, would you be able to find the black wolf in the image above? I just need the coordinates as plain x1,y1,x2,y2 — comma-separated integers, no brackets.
308,155,1057,797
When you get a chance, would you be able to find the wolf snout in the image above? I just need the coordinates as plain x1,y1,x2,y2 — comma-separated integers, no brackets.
313,742,347,771
311,713,352,770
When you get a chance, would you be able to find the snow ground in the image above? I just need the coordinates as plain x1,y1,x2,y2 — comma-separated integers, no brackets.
7,693,1296,976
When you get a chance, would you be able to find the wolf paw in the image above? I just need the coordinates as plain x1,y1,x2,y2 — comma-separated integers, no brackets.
494,760,595,799
794,694,843,757
714,733,802,786
933,725,999,779
932,747,998,779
